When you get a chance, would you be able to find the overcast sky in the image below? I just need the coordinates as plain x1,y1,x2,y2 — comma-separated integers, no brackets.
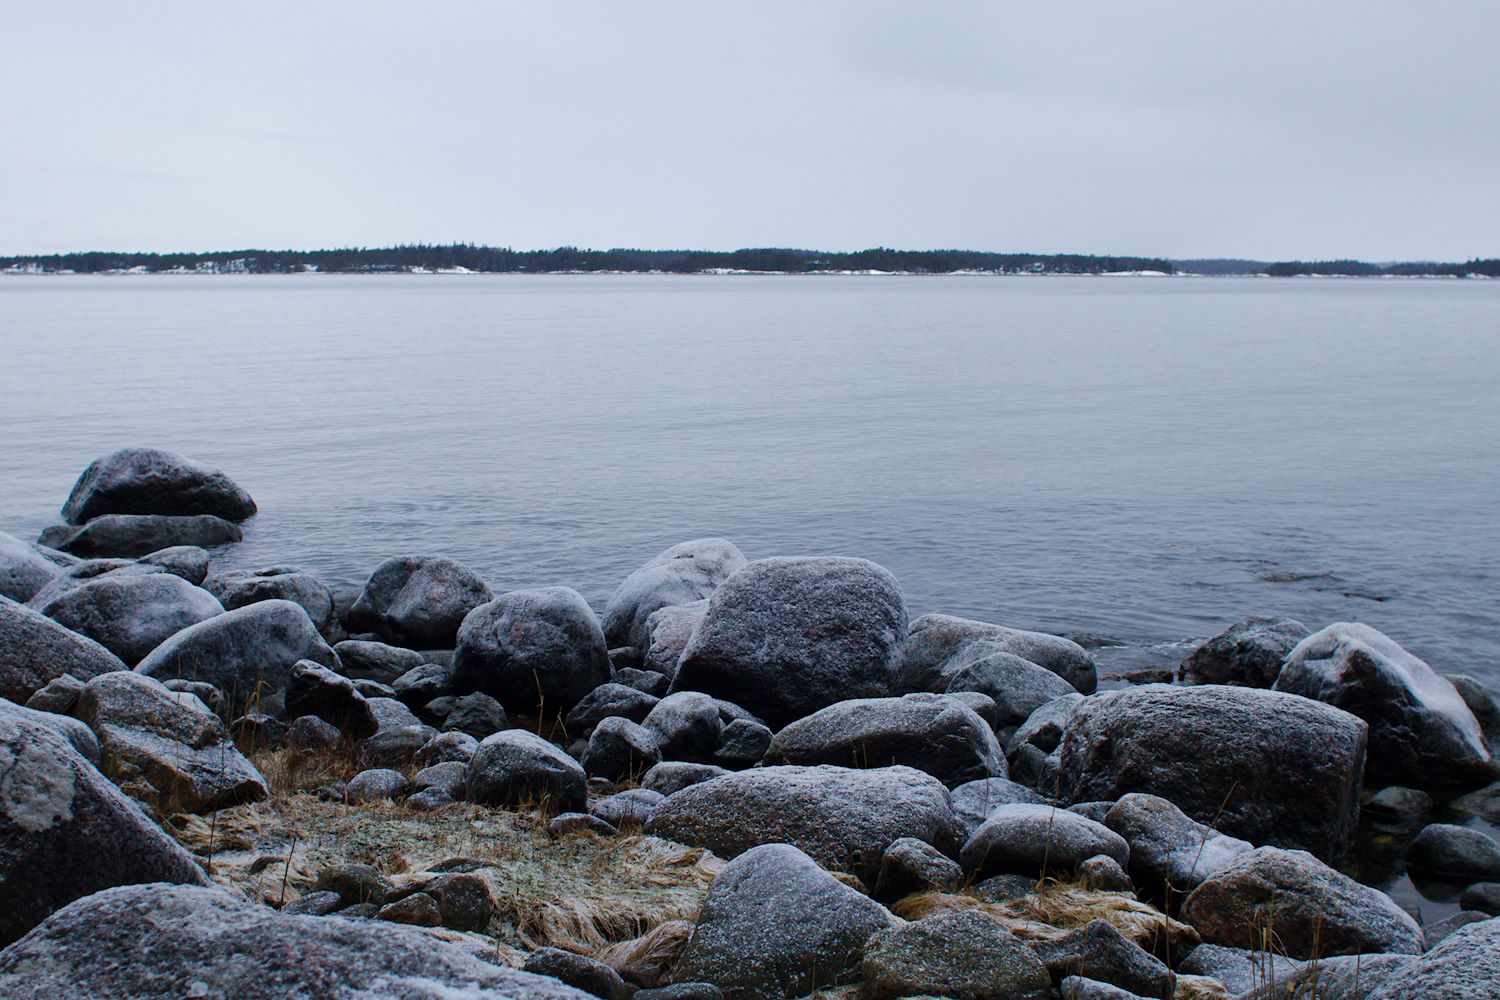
4,2,1497,260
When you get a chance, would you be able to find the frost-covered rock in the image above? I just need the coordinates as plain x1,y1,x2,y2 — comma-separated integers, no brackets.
1030,919,1174,997
673,557,909,730
1102,793,1253,898
347,555,492,649
204,566,340,641
1275,623,1493,788
642,600,708,680
582,716,663,781
642,690,723,761
861,910,1050,1000
601,538,747,651
1178,616,1309,688
332,639,427,684
0,530,62,602
451,587,610,716
465,729,587,812
135,599,337,698
1009,693,1085,756
949,776,1048,838
35,572,223,665
565,682,660,734
38,513,242,558
900,612,1097,695
1406,823,1500,881
0,596,126,702
873,837,962,900
960,803,1129,881
943,650,1077,728
284,660,378,738
60,448,257,525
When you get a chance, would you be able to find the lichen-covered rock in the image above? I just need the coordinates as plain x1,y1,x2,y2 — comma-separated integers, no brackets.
646,764,961,886
960,803,1129,881
35,572,223,666
135,599,337,701
466,729,587,812
1102,793,1253,899
1406,823,1500,881
1180,847,1423,959
0,883,591,998
347,555,492,649
900,612,1097,695
39,514,242,558
1178,616,1309,688
1275,623,1493,788
204,566,339,640
1055,684,1367,860
673,557,909,730
0,596,127,702
602,538,747,651
76,671,267,814
642,600,708,680
763,693,1004,786
0,530,62,602
673,843,893,1000
861,910,1051,1000
452,587,610,716
0,700,208,947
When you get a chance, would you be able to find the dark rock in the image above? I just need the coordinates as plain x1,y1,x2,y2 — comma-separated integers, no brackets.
406,788,455,811
1175,943,1303,997
160,678,223,714
332,639,427,684
949,776,1049,838
1448,674,1500,740
874,837,963,900
762,693,1003,786
229,712,286,752
1180,846,1423,959
204,566,339,641
287,714,342,751
1459,882,1500,915
944,650,1077,728
391,661,452,709
40,514,241,558
35,572,223,666
1006,742,1055,791
672,556,909,730
602,537,747,651
1121,667,1174,685
640,761,727,797
414,731,480,767
284,660,377,738
1008,693,1084,756
346,767,411,803
356,702,438,768
524,946,631,1000
22,673,86,714
281,890,343,916
861,909,1051,1000
1078,854,1133,892
452,587,609,716
642,690,722,761
646,764,961,886
22,558,138,608
0,530,62,602
412,760,468,798
1053,978,1146,1000
135,599,337,703
0,700,208,947
1069,801,1114,823
1055,684,1367,860
314,863,395,906
582,716,663,782
900,612,1097,695
1425,910,1491,950
634,986,723,1000
77,671,267,814
674,843,894,1000
613,666,671,696
437,690,507,738
548,812,618,838
942,689,1001,729
1178,616,1309,688
641,600,708,680
607,645,643,671
1102,793,1253,899
347,555,492,649
134,546,210,584
565,682,659,734
0,595,126,702
376,892,442,925
970,873,1038,904
60,447,256,524
1031,918,1173,997
960,803,1129,881
1451,781,1500,823
713,717,773,768
1407,823,1500,881
353,678,395,699
591,788,665,828
466,729,587,812
1364,786,1434,825
1275,623,1493,789
1365,917,1500,998
334,902,381,918
1227,952,1412,1000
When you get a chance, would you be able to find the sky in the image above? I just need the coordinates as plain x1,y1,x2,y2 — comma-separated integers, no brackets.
3,2,1498,261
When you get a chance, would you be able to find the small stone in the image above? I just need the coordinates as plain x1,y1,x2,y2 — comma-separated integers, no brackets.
414,730,480,767
548,813,619,838
314,863,395,907
1078,854,1133,892
1459,881,1500,915
874,837,963,901
281,891,344,916
287,714,342,751
613,667,670,697
1407,823,1500,882
713,717,773,768
1424,910,1491,950
522,947,631,1000
1365,786,1434,825
1030,919,1173,997
22,673,85,714
377,892,442,926
861,909,1051,1000
591,788,665,828
640,761,728,797
346,767,411,803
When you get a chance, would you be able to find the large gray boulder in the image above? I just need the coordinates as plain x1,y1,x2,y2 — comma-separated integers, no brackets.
465,729,587,812
960,803,1129,881
0,530,61,602
1367,917,1500,999
861,910,1051,1000
1275,623,1494,788
1407,823,1500,881
1231,952,1412,1000
77,671,267,814
452,587,610,716
60,447,257,525
135,599,338,703
943,650,1077,728
602,538,747,651
900,612,1097,695
1055,685,1367,860
0,596,126,702
203,566,340,641
0,883,591,998
38,514,241,558
347,555,492,649
646,764,960,886
949,776,1048,838
762,693,1004,786
1102,793,1253,899
0,700,208,948
1179,616,1309,687
1180,847,1423,959
34,572,224,665
672,843,893,1000
673,557,909,730
642,600,708,680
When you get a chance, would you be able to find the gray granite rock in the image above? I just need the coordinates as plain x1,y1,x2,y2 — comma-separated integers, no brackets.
0,595,127,702
900,612,1097,695
40,514,241,558
35,572,223,666
949,776,1049,838
60,447,257,524
861,909,1051,1000
466,729,587,812
1406,823,1500,881
452,587,610,716
204,565,339,641
1102,793,1253,899
1178,616,1309,688
602,538,747,651
960,803,1129,881
347,554,492,649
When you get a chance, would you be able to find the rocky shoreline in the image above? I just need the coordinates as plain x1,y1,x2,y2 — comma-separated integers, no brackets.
3,448,1499,999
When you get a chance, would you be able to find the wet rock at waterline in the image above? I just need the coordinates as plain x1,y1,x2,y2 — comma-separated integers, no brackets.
347,554,492,649
900,612,1098,695
60,448,258,525
38,513,242,558
601,537,747,651
1177,615,1309,688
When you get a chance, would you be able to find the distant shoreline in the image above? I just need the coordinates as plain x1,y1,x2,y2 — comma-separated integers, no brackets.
5,268,1496,280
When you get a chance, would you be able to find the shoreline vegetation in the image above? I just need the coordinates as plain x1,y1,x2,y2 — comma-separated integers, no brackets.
3,243,1498,278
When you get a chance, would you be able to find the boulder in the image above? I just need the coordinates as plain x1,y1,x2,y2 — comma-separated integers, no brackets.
284,660,378,738
1406,823,1500,881
1233,952,1412,1000
34,572,223,666
642,690,723,761
564,682,660,734
1178,616,1309,688
332,639,427,684
314,863,394,906
582,717,662,782
641,761,728,797
873,837,963,900
1180,847,1423,959
287,715,342,751
23,673,86,716
1275,623,1493,788
642,600,708,680
591,788,666,828
22,558,140,608
60,447,257,524
1366,917,1500,999
1030,918,1174,997
1102,793,1254,899
548,813,618,838
1363,786,1434,825
1008,693,1084,756
38,514,241,558
1448,674,1500,741
900,612,1097,695
346,768,411,803
601,538,747,650
673,557,909,730
1055,684,1367,859
466,730,587,812
413,733,479,768
646,764,961,886
391,661,452,710
135,599,337,703
861,909,1051,1000
76,671,267,814
440,691,509,739
944,651,1077,728
7,701,99,763
960,803,1129,881
1078,854,1133,892
614,665,672,697
355,698,437,768
0,883,591,998
1175,943,1303,997
673,843,893,1000
0,700,208,947
451,587,610,716
524,947,631,1000
0,530,61,601
762,693,1004,786
1460,882,1500,915
347,555,492,649
949,777,1048,838
376,892,441,925
713,717,773,768
203,566,339,640
134,546,210,584
0,596,127,702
